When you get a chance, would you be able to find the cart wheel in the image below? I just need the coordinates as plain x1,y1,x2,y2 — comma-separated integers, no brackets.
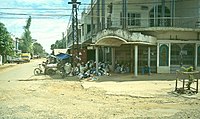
34,68,42,76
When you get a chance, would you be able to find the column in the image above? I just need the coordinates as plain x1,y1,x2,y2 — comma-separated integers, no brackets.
101,0,105,29
169,43,171,68
131,46,133,73
97,0,100,31
91,0,94,34
134,45,138,76
195,44,198,70
111,47,115,71
95,46,99,74
148,46,151,67
122,0,127,29
157,44,160,68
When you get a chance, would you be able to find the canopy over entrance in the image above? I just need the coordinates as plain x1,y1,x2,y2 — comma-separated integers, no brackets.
93,29,157,46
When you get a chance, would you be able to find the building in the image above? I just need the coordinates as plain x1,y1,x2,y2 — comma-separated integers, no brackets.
66,0,200,76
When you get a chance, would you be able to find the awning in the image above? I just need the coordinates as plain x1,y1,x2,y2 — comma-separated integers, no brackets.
56,53,71,60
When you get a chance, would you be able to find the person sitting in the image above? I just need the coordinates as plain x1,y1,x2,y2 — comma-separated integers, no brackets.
142,65,151,75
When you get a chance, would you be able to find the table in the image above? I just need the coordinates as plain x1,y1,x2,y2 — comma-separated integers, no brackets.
175,70,199,94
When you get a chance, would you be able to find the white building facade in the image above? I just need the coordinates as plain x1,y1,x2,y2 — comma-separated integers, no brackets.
66,0,200,76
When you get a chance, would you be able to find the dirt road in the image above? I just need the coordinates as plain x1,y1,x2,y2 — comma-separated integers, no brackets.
0,59,200,119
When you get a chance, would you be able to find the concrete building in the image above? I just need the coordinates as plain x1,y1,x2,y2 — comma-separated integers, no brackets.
66,0,200,76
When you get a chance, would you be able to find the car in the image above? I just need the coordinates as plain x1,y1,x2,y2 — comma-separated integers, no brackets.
7,57,24,64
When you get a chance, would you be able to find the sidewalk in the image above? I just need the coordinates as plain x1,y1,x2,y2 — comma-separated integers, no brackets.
0,63,177,81
95,73,177,82
0,63,17,71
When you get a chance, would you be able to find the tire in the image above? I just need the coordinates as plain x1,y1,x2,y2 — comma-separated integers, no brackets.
34,68,42,76
46,68,56,75
59,67,66,78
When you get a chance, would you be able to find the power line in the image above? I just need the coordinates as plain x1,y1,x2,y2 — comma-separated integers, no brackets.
0,16,68,19
0,12,72,16
0,7,85,11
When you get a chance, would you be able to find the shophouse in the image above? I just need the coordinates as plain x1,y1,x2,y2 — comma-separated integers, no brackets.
66,0,200,76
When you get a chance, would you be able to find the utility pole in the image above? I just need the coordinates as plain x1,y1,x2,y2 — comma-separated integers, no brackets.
68,0,81,74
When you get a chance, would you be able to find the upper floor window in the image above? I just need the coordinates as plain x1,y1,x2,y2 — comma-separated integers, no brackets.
128,13,141,26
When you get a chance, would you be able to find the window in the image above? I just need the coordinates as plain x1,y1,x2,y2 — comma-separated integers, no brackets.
87,24,91,33
82,24,84,35
128,13,141,26
120,12,122,26
107,15,112,28
159,44,169,66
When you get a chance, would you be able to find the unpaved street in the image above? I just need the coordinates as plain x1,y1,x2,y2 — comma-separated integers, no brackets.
0,59,200,119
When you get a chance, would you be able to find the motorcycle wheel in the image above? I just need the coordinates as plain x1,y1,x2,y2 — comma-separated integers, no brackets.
34,68,42,76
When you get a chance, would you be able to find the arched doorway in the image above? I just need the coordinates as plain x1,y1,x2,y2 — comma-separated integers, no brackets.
149,5,171,27
159,44,169,66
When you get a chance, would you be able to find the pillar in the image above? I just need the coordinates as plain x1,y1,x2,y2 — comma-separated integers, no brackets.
169,43,171,68
131,46,133,73
157,44,159,68
148,46,151,67
195,44,198,70
134,45,138,76
95,46,99,74
111,47,115,71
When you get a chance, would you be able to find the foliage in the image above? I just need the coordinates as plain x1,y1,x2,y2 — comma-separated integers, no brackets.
33,42,45,55
19,16,33,53
181,66,193,72
0,22,14,56
50,39,66,50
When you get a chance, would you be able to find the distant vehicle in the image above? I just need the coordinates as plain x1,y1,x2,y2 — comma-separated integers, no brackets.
21,53,31,62
33,55,40,59
7,57,24,64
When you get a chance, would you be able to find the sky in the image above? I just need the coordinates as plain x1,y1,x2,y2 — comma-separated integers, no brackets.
0,0,88,54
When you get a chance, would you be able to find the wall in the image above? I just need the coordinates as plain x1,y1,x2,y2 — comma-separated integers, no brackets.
152,30,198,40
175,0,199,28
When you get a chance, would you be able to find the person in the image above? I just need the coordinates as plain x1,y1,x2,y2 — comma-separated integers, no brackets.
142,64,151,75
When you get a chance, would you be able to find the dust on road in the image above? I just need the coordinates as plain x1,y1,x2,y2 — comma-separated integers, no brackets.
0,73,200,119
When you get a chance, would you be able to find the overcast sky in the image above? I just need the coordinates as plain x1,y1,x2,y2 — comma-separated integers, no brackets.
0,0,88,53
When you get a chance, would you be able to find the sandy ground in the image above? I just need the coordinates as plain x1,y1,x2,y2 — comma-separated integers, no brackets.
0,63,200,118
0,77,200,119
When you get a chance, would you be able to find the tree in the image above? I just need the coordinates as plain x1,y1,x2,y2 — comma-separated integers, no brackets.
19,16,33,53
33,42,44,56
50,39,66,50
50,44,56,51
0,22,14,59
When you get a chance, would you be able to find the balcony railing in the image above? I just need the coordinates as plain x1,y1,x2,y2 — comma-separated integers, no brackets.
67,16,200,46
106,16,200,29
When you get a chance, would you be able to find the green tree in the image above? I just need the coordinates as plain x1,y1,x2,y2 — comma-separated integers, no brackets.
0,22,14,60
19,16,32,53
50,39,66,50
33,42,44,56
50,44,56,51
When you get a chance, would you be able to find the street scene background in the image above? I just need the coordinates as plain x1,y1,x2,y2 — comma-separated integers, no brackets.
0,59,200,119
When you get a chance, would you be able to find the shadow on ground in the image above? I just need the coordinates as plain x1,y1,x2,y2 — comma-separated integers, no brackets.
47,73,177,82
